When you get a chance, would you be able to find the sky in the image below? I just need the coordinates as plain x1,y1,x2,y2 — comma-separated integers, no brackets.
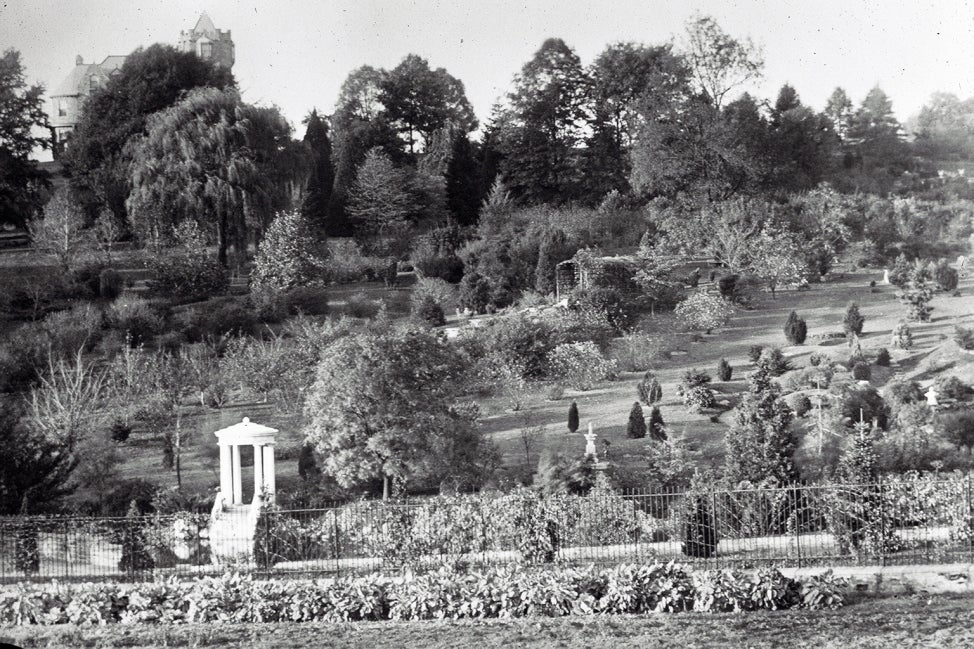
4,0,974,160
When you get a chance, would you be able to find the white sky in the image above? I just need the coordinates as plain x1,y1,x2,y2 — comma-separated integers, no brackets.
4,0,974,152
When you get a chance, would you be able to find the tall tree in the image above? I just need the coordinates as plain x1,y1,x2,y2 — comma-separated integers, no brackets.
300,109,336,233
445,133,482,225
346,147,415,254
0,49,50,227
844,86,911,193
126,87,298,266
681,15,763,112
379,54,477,155
303,325,496,498
824,87,854,140
495,38,591,204
64,44,234,222
766,84,837,192
724,372,797,485
911,92,974,162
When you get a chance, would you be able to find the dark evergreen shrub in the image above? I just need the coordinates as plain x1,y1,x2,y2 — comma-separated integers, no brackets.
843,303,865,336
298,443,319,481
648,406,666,442
636,372,662,405
717,274,739,298
852,362,872,381
568,401,579,433
99,268,124,299
784,311,808,345
627,402,647,439
118,501,154,574
748,345,765,364
788,393,813,418
875,348,891,367
682,494,718,558
109,418,132,443
414,294,446,327
716,358,733,381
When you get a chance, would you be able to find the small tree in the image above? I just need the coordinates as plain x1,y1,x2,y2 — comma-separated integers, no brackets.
852,362,872,381
931,259,959,292
888,253,912,288
413,293,446,327
843,302,865,336
298,442,320,481
251,210,326,292
28,190,89,273
716,358,733,381
92,208,122,266
940,410,974,453
546,341,617,391
627,401,647,439
784,311,808,345
118,500,154,574
682,487,718,558
648,406,667,442
674,291,734,334
875,348,891,367
636,371,663,405
891,320,913,349
567,400,579,433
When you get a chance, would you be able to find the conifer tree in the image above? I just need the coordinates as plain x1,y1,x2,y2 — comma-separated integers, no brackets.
784,311,808,345
716,358,733,381
843,302,865,336
648,406,667,442
301,109,336,234
567,400,580,433
724,372,797,485
627,401,647,439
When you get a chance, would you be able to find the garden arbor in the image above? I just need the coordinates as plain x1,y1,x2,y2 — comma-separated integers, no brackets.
214,417,278,506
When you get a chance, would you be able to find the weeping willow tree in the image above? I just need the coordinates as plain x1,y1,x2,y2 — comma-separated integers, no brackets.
126,87,307,266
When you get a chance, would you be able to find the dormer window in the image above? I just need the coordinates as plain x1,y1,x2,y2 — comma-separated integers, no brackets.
89,77,99,92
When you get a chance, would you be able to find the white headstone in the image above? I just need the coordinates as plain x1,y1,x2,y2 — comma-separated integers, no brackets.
882,269,890,285
584,422,597,459
925,387,939,407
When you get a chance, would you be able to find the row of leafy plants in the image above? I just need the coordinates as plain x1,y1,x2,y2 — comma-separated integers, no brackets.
0,564,847,626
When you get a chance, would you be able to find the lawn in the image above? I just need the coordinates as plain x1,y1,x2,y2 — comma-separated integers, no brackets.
3,593,973,648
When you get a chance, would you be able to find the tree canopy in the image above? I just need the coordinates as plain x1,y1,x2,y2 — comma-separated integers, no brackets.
0,49,49,227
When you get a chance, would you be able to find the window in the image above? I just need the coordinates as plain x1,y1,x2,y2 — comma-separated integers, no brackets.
58,101,67,117
89,77,99,92
200,42,213,59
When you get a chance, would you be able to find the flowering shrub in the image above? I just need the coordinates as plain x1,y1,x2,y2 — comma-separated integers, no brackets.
683,386,717,412
674,292,734,333
546,341,617,391
251,211,327,292
0,565,846,626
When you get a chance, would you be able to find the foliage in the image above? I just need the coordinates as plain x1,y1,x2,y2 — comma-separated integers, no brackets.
637,372,663,405
716,358,733,381
145,222,229,301
127,87,300,266
898,261,935,322
304,325,496,496
682,386,717,413
955,326,974,351
787,393,812,418
251,211,327,292
346,147,416,256
724,379,797,485
940,410,974,453
931,259,959,292
98,269,124,300
27,190,89,273
648,406,667,442
118,502,155,573
0,49,50,227
832,383,890,431
300,109,336,234
875,347,891,367
457,271,492,314
755,347,793,377
627,401,647,439
567,400,579,433
546,341,617,391
852,362,872,381
674,292,734,333
891,320,913,349
683,492,718,558
783,311,808,345
934,375,974,402
413,294,446,327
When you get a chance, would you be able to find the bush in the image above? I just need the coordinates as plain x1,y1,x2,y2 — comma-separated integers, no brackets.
852,362,872,381
748,345,765,364
932,259,959,292
648,406,666,442
716,274,738,298
627,402,647,439
940,410,974,452
891,320,913,349
251,210,326,292
683,494,718,558
567,400,579,432
98,269,124,300
572,287,642,334
808,352,830,367
146,249,228,302
458,271,492,314
109,418,132,443
843,303,865,336
756,347,793,377
413,294,446,327
282,286,331,317
674,292,734,333
716,358,733,381
834,384,889,430
679,368,712,391
875,348,891,367
636,372,662,405
40,303,104,356
344,292,380,319
546,341,617,391
784,311,808,345
176,298,258,342
935,375,974,402
955,326,974,351
683,386,716,413
788,393,813,417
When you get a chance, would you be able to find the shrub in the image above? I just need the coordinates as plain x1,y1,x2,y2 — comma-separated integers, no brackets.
412,277,456,314
98,269,124,300
546,342,617,391
547,384,565,401
648,406,666,442
716,274,738,298
40,303,104,356
458,271,492,314
146,244,228,302
891,321,913,350
843,303,865,336
572,287,642,334
109,418,132,443
748,345,765,364
687,268,701,288
177,298,258,342
344,292,380,319
788,393,813,417
784,311,808,345
932,259,959,292
683,386,716,413
567,401,579,432
935,375,974,402
955,326,974,351
251,210,326,291
756,347,793,377
627,402,647,439
679,368,712,391
852,362,872,381
413,294,446,327
834,384,889,430
716,358,733,381
682,494,718,558
875,348,891,367
117,502,154,574
281,285,331,316
636,372,662,405
674,292,734,333
940,410,974,452
808,352,830,367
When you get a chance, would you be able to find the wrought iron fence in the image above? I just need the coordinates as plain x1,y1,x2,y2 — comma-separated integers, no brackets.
2,475,973,582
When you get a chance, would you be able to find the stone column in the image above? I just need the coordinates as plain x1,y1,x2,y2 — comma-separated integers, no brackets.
253,443,264,502
219,443,232,499
262,445,276,503
231,445,242,504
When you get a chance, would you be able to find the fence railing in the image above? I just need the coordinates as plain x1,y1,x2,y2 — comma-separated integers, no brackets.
2,475,972,582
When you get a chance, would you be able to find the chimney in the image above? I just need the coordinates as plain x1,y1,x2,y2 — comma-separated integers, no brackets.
76,55,83,65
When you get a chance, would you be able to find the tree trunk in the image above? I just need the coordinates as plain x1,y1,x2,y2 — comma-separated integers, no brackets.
382,474,391,501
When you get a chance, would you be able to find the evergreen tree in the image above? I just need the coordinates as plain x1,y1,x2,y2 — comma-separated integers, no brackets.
346,147,415,252
627,401,647,439
300,109,336,234
637,372,663,405
251,210,326,292
784,311,808,345
716,358,733,381
567,400,580,433
648,406,667,442
843,302,865,336
445,133,482,225
298,442,319,481
118,500,154,573
682,489,718,558
724,377,797,485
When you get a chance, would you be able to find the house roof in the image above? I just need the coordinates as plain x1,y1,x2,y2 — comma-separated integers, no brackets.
99,55,127,72
51,63,94,97
193,12,217,36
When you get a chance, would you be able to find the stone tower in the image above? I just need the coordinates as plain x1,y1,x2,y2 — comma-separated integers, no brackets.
178,12,235,69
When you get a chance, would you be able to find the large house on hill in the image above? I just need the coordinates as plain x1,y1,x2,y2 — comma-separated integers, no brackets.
48,12,234,159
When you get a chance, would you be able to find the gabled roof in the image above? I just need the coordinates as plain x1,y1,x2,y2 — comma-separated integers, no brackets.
193,12,217,36
51,63,93,97
99,55,127,72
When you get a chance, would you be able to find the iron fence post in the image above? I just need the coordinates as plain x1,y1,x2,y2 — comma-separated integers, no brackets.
794,487,802,569
878,477,887,567
711,490,720,569
332,506,340,575
968,473,973,564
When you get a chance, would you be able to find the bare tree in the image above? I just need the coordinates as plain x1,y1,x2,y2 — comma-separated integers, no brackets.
682,15,764,113
27,349,107,445
28,190,89,273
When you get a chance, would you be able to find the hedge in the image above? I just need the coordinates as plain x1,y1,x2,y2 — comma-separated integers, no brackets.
0,564,846,626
